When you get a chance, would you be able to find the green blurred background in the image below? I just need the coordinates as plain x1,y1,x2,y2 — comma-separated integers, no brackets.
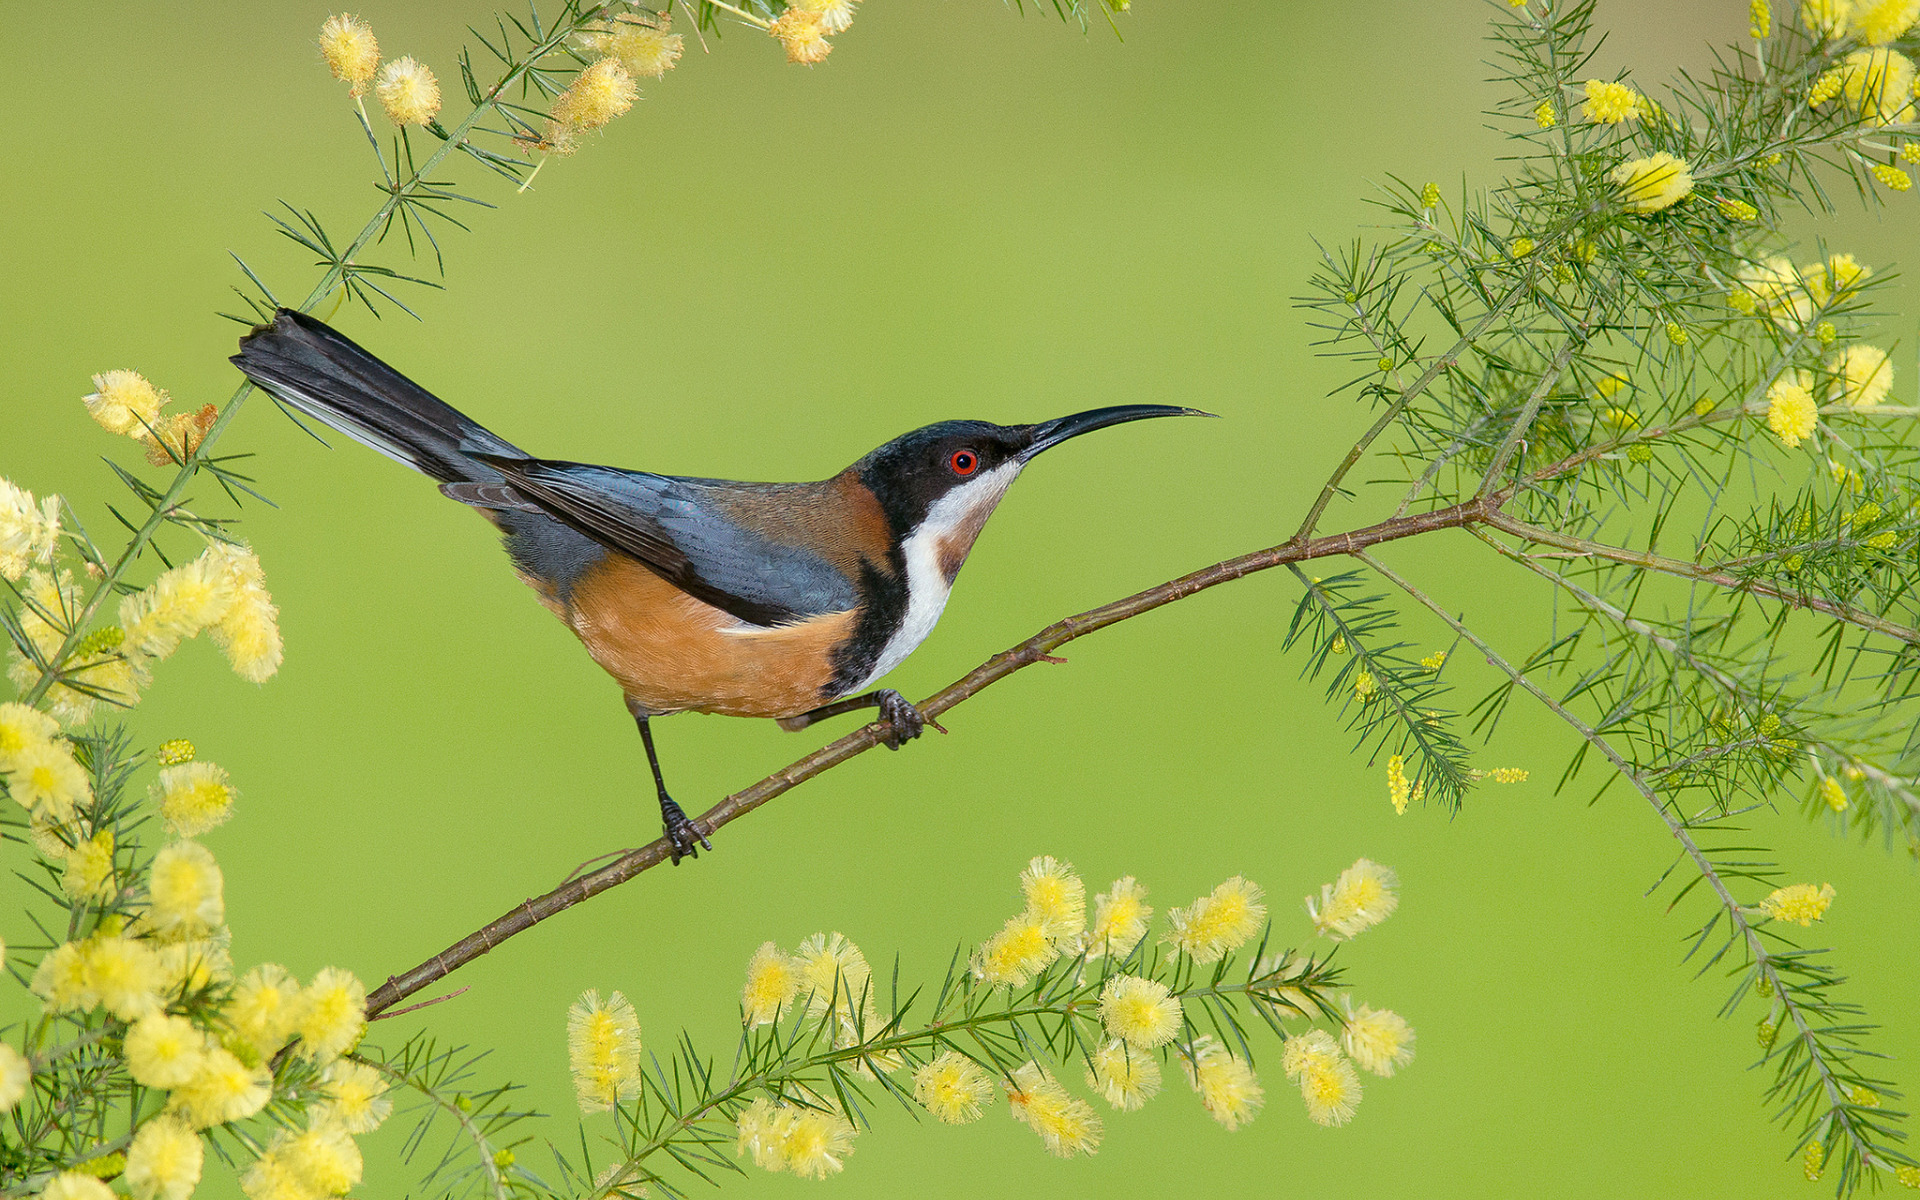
4,0,1917,1194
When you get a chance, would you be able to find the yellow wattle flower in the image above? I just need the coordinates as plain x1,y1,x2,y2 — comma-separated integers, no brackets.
1182,1036,1266,1130
1581,78,1646,122
1087,876,1152,958
741,941,802,1026
1163,875,1267,963
376,56,441,125
83,370,167,438
1342,1002,1417,1076
1609,151,1694,214
312,1059,393,1134
1020,855,1086,940
972,911,1056,986
319,14,380,95
124,1013,207,1090
153,761,237,836
1765,378,1818,448
1086,1038,1162,1111
1756,881,1835,925
0,479,61,582
913,1051,995,1124
567,988,642,1113
769,8,832,64
146,841,225,936
0,1044,29,1114
225,963,303,1058
1099,974,1183,1048
1007,1062,1102,1157
297,966,368,1063
1307,858,1399,940
124,1116,203,1200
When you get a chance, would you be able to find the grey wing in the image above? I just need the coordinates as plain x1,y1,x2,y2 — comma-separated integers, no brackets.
472,457,859,628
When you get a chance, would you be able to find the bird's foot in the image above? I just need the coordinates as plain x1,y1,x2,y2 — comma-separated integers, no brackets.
875,689,944,750
659,796,712,865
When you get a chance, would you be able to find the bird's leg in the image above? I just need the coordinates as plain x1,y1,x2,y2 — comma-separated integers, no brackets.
630,705,711,863
775,689,943,750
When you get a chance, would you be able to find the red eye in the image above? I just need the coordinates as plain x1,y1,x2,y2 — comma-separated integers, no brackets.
950,450,978,476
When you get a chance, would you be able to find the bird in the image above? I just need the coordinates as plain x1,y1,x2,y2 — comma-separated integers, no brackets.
231,309,1204,861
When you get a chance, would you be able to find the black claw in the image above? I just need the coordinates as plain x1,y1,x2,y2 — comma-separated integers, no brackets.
874,689,928,750
659,796,711,865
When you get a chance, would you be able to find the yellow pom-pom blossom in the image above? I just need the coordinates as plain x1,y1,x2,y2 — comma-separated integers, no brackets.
29,942,94,1012
1609,152,1694,214
118,553,235,663
225,963,302,1058
556,58,638,132
39,1174,113,1200
1087,876,1152,958
1828,345,1893,409
125,1012,207,1089
581,23,684,78
1307,858,1399,940
913,1051,995,1124
319,14,379,95
796,0,860,34
62,829,117,904
741,941,803,1027
972,911,1056,986
1838,49,1918,124
147,841,224,935
200,541,282,683
1087,1039,1162,1111
1341,1002,1416,1077
7,570,140,722
167,1046,272,1129
780,1107,858,1179
153,761,237,837
1581,78,1646,122
124,1117,203,1200
155,937,231,998
733,1098,857,1177
1182,1037,1265,1131
1873,163,1913,191
1802,0,1853,35
1766,377,1819,448
1757,882,1835,925
1163,876,1267,963
1007,1062,1103,1157
1099,975,1183,1049
5,736,91,823
0,1044,30,1112
769,8,832,64
568,988,642,1113
0,701,57,766
312,1059,393,1134
375,56,441,125
793,931,872,1016
1854,0,1920,40
280,1124,364,1195
1299,1052,1363,1126
1280,1028,1340,1078
0,479,60,583
82,935,166,1022
83,370,167,437
1020,855,1086,940
734,1097,795,1171
297,966,368,1063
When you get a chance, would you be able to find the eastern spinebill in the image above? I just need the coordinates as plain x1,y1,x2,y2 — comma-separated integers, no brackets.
232,310,1205,861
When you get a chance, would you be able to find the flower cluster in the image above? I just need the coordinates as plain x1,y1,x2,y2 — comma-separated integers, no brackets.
82,370,217,467
568,989,642,1112
0,477,61,581
317,14,440,125
770,0,861,64
8,740,382,1200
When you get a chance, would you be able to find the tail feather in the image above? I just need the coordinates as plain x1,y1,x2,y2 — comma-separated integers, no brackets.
231,308,523,486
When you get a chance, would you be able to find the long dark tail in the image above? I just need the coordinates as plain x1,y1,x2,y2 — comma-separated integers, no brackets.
231,309,524,487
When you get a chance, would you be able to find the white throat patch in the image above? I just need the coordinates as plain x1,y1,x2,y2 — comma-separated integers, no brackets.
856,460,1023,691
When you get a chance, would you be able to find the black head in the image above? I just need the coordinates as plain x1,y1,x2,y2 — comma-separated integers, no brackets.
854,405,1205,538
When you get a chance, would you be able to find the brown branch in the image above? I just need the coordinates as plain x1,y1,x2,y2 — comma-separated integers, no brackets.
364,494,1496,1016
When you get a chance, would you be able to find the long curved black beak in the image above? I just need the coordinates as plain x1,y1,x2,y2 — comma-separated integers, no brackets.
1019,405,1214,460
